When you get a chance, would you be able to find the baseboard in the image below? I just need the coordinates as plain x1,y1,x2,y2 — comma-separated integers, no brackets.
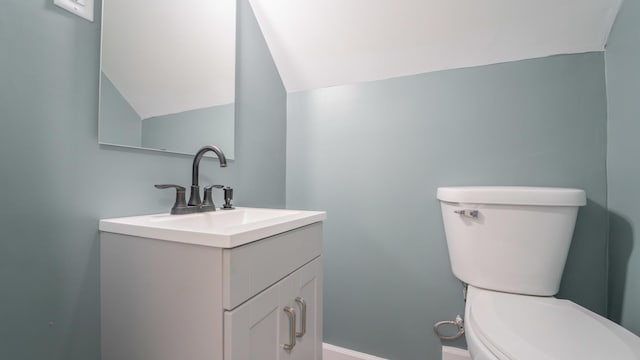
323,343,388,360
322,343,470,360
442,346,471,360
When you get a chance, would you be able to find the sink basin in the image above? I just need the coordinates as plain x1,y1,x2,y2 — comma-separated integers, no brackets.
99,207,326,248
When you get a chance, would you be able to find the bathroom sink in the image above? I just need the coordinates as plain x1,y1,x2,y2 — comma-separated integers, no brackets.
99,207,326,248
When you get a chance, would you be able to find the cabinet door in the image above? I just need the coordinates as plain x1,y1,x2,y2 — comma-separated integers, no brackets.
290,257,323,360
224,257,323,360
224,283,284,360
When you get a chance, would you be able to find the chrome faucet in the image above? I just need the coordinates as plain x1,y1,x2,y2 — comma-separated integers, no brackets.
188,145,228,206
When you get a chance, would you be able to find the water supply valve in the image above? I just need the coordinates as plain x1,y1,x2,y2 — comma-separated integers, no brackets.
433,315,465,340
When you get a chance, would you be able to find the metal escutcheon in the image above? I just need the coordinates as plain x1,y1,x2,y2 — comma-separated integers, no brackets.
433,315,465,340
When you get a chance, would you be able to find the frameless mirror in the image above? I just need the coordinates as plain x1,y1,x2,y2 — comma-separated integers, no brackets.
99,0,236,158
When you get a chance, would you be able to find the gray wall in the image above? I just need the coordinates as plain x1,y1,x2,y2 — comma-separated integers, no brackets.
286,53,608,359
605,0,640,335
99,73,142,147
0,1,286,359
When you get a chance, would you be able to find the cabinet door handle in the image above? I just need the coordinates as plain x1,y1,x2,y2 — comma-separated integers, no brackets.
283,306,296,350
295,297,307,338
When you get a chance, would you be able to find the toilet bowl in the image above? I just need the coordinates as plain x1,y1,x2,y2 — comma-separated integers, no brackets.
464,286,640,360
437,187,640,360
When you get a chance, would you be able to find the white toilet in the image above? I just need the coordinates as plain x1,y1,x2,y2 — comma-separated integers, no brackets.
437,186,640,360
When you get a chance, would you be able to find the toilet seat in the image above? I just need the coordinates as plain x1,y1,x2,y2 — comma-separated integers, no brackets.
466,286,640,360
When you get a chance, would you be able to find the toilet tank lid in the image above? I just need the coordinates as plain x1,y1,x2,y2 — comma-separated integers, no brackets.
436,186,586,206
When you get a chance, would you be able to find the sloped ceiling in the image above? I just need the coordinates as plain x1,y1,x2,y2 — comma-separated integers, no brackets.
249,0,622,92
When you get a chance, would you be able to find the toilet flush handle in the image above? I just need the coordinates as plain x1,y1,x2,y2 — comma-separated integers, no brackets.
454,209,479,219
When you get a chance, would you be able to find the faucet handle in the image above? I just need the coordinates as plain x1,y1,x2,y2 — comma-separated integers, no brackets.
204,185,225,190
203,185,224,208
155,184,186,191
154,184,188,215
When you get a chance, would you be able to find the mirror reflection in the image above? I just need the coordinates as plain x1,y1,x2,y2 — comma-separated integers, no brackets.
99,0,236,158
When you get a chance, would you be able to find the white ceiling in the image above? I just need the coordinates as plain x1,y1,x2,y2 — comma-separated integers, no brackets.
249,0,622,93
102,0,236,119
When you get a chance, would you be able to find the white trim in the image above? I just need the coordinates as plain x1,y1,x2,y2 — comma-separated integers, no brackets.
323,343,387,360
442,346,471,360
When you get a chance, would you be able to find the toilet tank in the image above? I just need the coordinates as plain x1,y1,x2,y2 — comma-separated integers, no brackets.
437,186,586,296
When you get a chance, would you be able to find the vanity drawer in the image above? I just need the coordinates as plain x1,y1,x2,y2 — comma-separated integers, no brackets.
222,222,322,310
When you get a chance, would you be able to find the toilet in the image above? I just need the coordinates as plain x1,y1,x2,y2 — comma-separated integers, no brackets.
437,186,640,360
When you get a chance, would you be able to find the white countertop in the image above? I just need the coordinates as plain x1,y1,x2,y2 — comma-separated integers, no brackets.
99,207,326,248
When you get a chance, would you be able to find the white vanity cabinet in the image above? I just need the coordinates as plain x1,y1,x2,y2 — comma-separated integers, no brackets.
100,219,323,360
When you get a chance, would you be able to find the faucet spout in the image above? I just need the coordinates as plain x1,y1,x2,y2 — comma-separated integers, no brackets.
188,145,227,206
